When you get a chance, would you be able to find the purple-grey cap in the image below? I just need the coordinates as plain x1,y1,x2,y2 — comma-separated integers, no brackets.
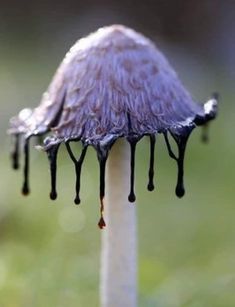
9,25,217,227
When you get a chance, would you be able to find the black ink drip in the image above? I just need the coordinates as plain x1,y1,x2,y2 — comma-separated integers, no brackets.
22,138,30,195
147,134,156,191
164,131,190,198
174,136,187,197
66,142,88,205
97,149,108,229
201,124,209,143
127,111,138,202
128,139,137,202
11,134,20,170
47,144,60,200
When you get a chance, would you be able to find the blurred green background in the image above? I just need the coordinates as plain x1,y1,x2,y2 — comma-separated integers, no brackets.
0,0,234,306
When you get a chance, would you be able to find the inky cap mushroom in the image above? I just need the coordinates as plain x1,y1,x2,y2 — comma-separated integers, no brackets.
9,25,218,227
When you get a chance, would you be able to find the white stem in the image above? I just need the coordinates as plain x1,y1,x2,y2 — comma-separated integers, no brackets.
100,139,137,307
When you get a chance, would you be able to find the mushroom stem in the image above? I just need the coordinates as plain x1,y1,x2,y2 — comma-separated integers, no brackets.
100,139,137,307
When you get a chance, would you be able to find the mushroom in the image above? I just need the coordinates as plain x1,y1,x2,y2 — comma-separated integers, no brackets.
8,25,217,307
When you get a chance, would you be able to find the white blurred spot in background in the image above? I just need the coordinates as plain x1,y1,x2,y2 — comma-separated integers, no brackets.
58,206,86,233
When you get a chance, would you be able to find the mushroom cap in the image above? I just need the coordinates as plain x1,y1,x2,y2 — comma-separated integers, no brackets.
9,25,217,149
8,25,218,226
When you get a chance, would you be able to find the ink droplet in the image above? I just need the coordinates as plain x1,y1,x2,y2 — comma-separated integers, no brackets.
164,131,190,198
98,149,107,227
147,134,156,191
128,139,137,203
98,216,106,229
47,144,60,201
50,190,57,200
22,185,29,195
22,139,30,195
74,146,87,205
66,142,87,205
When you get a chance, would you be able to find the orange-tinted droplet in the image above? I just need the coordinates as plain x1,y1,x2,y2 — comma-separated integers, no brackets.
98,217,106,229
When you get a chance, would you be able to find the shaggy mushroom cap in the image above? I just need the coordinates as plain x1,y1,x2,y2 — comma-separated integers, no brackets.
9,25,217,228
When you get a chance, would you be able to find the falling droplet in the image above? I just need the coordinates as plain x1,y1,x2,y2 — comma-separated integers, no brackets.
128,193,136,203
50,192,57,200
11,134,20,170
47,144,60,200
147,134,156,191
22,138,30,195
98,216,106,229
128,139,137,202
98,197,106,229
